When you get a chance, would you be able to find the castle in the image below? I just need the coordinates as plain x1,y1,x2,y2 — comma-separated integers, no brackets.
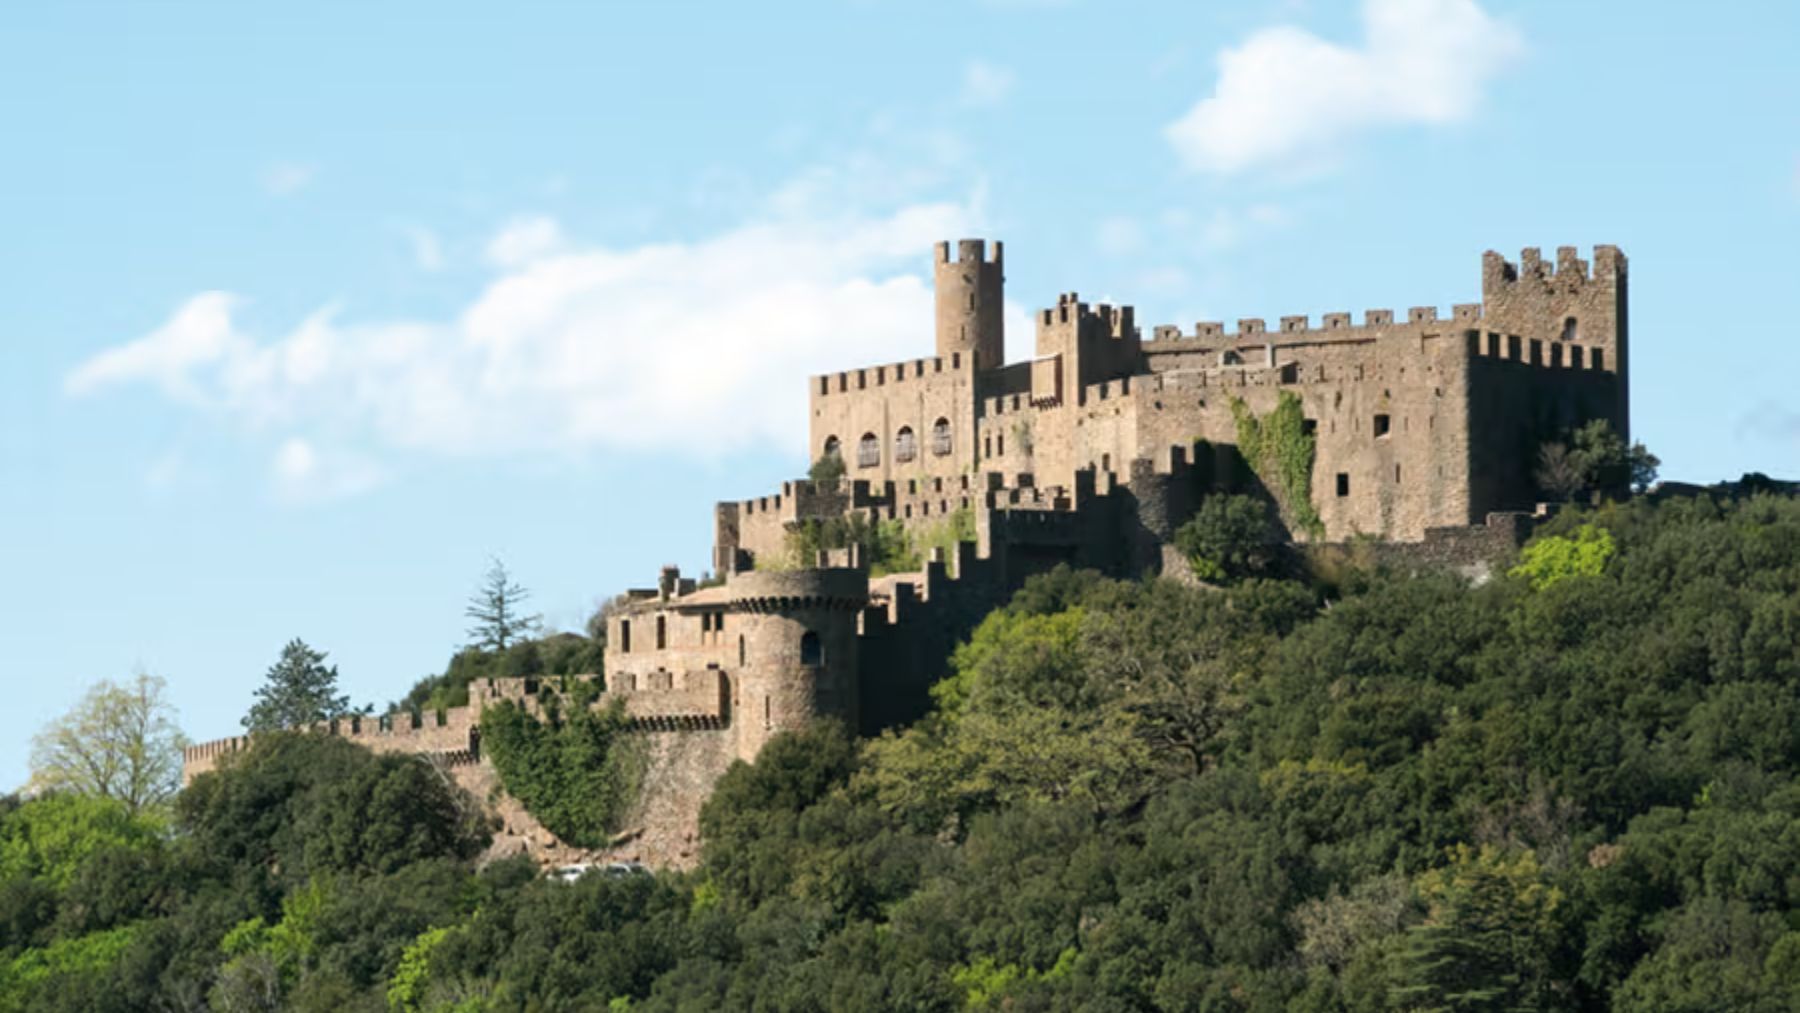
183,240,1629,868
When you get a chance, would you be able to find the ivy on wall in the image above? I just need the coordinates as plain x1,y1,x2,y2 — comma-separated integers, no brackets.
775,506,976,577
480,692,644,848
1231,392,1323,538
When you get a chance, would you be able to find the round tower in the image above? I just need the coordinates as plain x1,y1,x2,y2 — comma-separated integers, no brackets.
934,238,1005,370
724,570,868,762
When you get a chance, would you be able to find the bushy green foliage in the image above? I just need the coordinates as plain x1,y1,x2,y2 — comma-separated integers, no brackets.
480,695,643,848
1536,418,1661,501
777,506,975,576
1173,492,1279,583
0,925,137,1012
806,452,845,487
14,491,1800,1011
1511,520,1617,588
178,733,487,887
396,633,603,714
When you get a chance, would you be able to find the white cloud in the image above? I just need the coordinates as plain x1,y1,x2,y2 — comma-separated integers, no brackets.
485,215,566,267
960,61,1016,107
271,438,384,503
1165,0,1522,175
66,196,981,491
66,292,242,400
262,162,316,196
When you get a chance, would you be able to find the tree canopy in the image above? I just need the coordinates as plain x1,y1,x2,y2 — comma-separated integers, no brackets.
243,639,353,733
7,490,1800,1011
28,673,186,815
465,558,542,652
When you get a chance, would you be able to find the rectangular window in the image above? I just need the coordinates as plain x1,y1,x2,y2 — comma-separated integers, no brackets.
1301,418,1318,437
1395,463,1402,484
1336,473,1350,497
620,620,631,654
1373,413,1391,438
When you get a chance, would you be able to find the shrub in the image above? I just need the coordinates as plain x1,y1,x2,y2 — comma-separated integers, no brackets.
1510,521,1615,589
1174,494,1278,584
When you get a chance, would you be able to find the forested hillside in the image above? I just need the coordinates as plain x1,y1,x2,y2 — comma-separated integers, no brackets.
4,493,1799,1011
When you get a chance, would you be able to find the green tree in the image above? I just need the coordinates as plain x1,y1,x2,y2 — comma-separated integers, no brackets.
1510,521,1615,590
464,557,541,652
243,640,352,733
1173,493,1278,584
28,672,187,814
1533,441,1587,502
807,452,845,487
1390,846,1564,1011
1570,419,1659,497
1537,420,1659,501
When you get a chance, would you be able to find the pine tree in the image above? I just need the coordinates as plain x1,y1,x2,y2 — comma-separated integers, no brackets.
243,639,352,732
466,557,542,651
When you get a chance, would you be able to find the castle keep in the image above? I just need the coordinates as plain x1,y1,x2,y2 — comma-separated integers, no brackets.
183,240,1629,868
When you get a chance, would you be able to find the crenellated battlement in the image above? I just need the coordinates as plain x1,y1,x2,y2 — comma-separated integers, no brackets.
936,238,1002,266
1144,304,1484,348
1038,293,1136,338
813,352,972,398
1483,244,1625,288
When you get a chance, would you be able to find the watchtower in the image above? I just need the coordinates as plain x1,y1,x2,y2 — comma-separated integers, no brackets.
934,239,1005,370
1481,245,1629,440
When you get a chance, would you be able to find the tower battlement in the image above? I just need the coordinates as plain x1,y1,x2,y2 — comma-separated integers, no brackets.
1483,244,1625,288
935,238,1003,266
935,237,1006,370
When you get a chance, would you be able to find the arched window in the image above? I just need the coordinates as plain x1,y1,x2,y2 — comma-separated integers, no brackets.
823,435,840,459
932,417,952,456
895,426,917,463
857,433,880,468
1562,316,1578,342
800,631,823,666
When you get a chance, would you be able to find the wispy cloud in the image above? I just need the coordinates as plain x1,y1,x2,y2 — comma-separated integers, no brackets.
960,61,1016,108
1097,216,1144,258
404,227,445,272
66,184,983,499
485,215,565,267
262,161,317,197
1165,0,1522,176
271,438,385,503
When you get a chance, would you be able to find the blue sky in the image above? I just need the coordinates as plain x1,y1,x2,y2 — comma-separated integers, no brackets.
3,0,1797,789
